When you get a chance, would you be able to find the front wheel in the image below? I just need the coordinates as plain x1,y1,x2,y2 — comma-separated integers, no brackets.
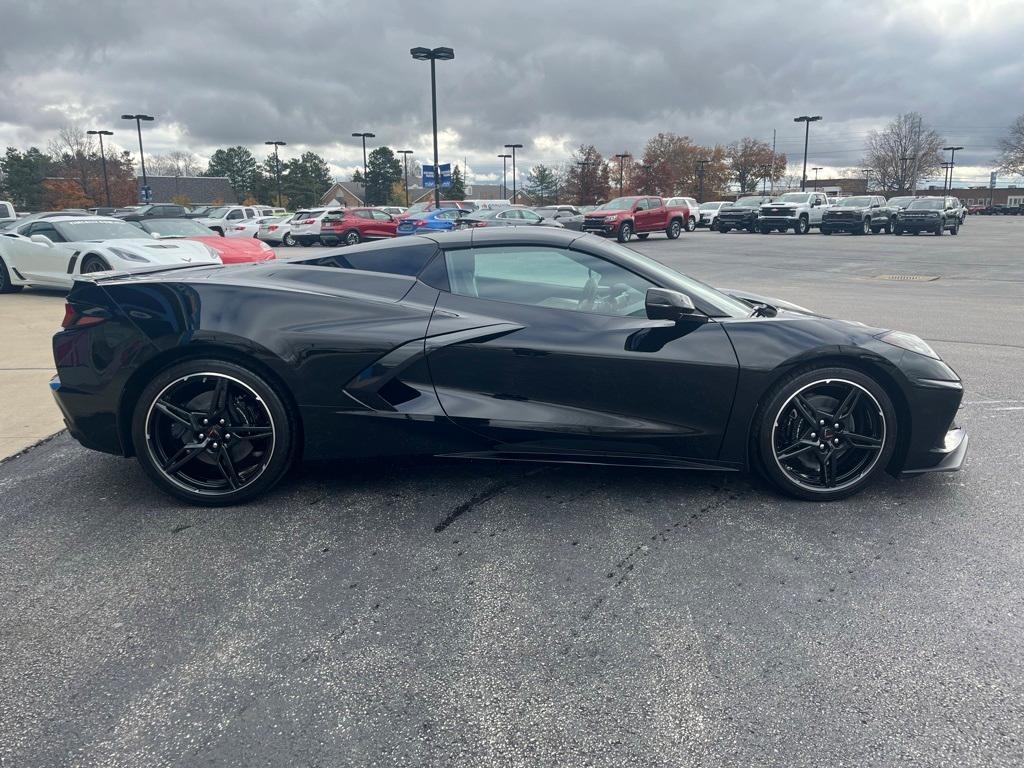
616,222,632,242
81,254,110,273
0,258,24,293
950,221,959,235
760,225,772,234
665,219,682,239
794,216,809,235
934,221,944,236
884,219,894,234
345,230,361,246
718,226,731,234
710,219,720,231
131,359,297,506
755,366,897,501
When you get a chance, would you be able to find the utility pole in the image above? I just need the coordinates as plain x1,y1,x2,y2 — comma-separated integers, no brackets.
497,153,511,199
264,140,286,208
812,166,823,191
696,158,708,203
504,143,523,202
908,114,922,197
771,128,776,194
86,130,114,207
613,153,630,197
942,145,963,196
397,150,413,206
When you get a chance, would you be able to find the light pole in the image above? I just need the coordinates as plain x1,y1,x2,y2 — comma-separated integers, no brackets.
352,132,375,186
504,143,523,203
696,158,709,203
397,150,413,206
862,168,872,194
86,129,114,207
793,115,821,191
498,153,512,199
265,140,286,207
942,146,963,196
411,46,455,208
812,166,823,191
121,113,154,201
610,151,626,196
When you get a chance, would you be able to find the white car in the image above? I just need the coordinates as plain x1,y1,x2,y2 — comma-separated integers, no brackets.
194,205,264,235
289,208,331,247
0,216,221,293
664,197,700,231
224,215,276,239
256,215,296,246
697,201,729,230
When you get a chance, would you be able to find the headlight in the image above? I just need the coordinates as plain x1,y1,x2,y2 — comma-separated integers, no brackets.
876,330,939,359
604,215,618,222
108,247,149,263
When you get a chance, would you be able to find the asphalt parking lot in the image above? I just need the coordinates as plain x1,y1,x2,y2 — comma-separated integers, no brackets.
2,218,1023,767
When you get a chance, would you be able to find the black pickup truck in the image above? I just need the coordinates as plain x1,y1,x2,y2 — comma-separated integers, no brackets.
820,195,896,235
717,195,772,233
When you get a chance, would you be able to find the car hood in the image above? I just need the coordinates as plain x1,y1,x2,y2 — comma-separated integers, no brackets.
724,288,820,316
178,235,274,263
585,208,630,217
720,205,760,212
87,238,220,264
826,206,870,213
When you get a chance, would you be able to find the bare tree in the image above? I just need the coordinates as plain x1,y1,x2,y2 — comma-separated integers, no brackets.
148,150,200,177
47,124,99,199
862,112,943,195
996,114,1024,177
727,138,786,194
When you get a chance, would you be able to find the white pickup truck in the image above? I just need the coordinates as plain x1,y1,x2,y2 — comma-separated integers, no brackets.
757,191,831,234
0,201,15,226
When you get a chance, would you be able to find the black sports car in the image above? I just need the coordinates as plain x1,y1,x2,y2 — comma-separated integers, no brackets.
51,228,967,506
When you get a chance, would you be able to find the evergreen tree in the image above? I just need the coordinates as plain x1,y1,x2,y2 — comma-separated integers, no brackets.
0,147,52,210
443,165,466,200
204,146,258,201
364,147,402,206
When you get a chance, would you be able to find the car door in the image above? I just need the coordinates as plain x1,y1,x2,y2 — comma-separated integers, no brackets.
632,197,651,231
3,222,73,285
369,209,397,237
423,243,739,462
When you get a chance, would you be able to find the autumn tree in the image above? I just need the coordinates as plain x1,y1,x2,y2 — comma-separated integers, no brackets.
862,112,944,195
563,145,611,205
727,138,787,193
996,114,1024,177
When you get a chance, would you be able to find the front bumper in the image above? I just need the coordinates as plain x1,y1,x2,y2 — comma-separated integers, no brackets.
897,217,940,230
718,214,756,229
581,222,617,235
900,427,968,476
758,215,799,227
821,217,863,232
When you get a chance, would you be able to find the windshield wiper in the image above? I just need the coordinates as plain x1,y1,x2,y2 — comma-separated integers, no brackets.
748,302,777,318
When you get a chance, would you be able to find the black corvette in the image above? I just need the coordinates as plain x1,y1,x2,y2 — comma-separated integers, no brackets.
51,228,967,505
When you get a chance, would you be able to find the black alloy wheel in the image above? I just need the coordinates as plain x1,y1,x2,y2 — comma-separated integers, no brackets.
0,258,23,293
756,367,896,501
345,230,361,246
132,360,295,505
81,255,110,273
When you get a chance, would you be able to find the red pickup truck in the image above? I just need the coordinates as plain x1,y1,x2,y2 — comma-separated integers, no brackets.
581,196,690,242
319,208,399,246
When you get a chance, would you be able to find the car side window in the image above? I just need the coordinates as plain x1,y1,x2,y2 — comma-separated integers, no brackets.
443,246,656,317
227,210,244,220
371,210,391,221
521,210,542,222
648,198,662,209
29,223,66,242
354,210,374,219
635,199,649,212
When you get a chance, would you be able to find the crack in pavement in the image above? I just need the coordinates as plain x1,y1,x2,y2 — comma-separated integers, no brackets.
433,466,548,532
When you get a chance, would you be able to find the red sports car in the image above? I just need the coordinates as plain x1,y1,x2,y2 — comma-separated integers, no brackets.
319,208,399,246
137,218,276,263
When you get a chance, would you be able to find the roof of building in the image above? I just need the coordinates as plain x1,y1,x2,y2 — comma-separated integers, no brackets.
138,176,237,205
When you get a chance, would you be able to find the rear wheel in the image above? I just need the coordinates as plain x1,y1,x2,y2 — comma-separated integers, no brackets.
685,215,697,232
345,229,361,246
616,222,633,242
883,218,894,234
282,232,295,247
0,258,24,293
665,219,682,239
755,366,897,501
131,359,296,506
760,225,772,234
856,218,870,235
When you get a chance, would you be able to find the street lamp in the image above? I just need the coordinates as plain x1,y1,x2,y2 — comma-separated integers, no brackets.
504,143,523,203
265,140,286,208
86,129,114,207
351,132,375,187
121,113,154,201
812,166,823,191
411,46,455,208
614,153,631,197
397,149,413,206
861,168,872,194
942,146,963,195
793,115,822,191
497,153,512,199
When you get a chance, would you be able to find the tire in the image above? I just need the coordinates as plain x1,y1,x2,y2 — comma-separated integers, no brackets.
131,358,297,506
718,226,731,234
710,219,720,231
344,230,361,246
894,226,903,235
685,215,697,232
80,254,111,274
636,233,650,240
794,216,809,235
616,221,632,242
665,219,682,239
883,218,894,234
760,225,771,234
299,240,312,247
282,232,295,247
854,218,869,235
950,221,959,235
753,366,897,501
0,257,24,293
746,220,758,233
934,221,944,236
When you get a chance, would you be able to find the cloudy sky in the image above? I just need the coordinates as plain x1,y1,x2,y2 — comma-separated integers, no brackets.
3,0,1023,189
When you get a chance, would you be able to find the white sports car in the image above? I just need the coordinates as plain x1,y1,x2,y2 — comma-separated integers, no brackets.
0,215,222,293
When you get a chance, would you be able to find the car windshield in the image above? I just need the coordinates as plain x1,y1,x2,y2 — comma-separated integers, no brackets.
888,197,915,207
777,193,811,203
140,219,213,237
204,206,231,218
734,197,764,206
55,219,151,241
908,198,944,210
599,197,637,211
700,202,723,210
406,203,432,214
132,205,155,214
589,240,754,319
836,196,873,207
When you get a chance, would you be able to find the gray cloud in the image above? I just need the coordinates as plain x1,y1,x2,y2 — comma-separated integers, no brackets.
2,0,1022,186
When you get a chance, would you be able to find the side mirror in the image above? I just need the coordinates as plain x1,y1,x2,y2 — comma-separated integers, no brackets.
870,202,880,209
30,234,53,246
646,288,704,323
